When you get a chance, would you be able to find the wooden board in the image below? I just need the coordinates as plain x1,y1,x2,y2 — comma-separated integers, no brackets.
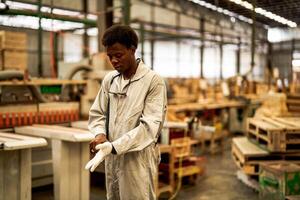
0,149,31,200
0,132,47,150
71,121,88,130
247,117,300,152
0,31,27,50
168,100,246,113
0,79,87,86
52,140,89,200
14,125,94,142
232,137,300,176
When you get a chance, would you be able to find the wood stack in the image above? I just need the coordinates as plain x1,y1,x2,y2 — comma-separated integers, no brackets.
232,117,300,180
286,94,300,115
254,93,289,118
0,31,27,71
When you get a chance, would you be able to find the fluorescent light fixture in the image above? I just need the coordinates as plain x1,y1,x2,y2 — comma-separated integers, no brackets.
189,0,253,24
0,3,7,9
5,1,97,21
229,0,297,27
6,1,37,10
0,15,84,31
292,60,300,67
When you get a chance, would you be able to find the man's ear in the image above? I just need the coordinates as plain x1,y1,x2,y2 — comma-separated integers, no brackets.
130,47,136,54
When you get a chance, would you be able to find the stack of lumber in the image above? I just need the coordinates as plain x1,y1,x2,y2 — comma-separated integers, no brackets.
232,137,300,177
232,117,300,179
0,31,27,71
286,94,300,115
254,93,289,118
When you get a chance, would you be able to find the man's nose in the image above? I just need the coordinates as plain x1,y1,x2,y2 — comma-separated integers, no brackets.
111,57,118,64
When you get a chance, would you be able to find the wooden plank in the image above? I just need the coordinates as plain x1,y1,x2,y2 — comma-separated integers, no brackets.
232,137,269,157
272,117,300,128
0,79,87,86
15,125,93,142
32,160,52,179
80,142,90,200
52,139,69,200
0,132,47,150
32,176,53,188
51,140,89,200
0,151,4,200
69,142,80,200
20,149,31,200
4,151,19,200
71,121,88,130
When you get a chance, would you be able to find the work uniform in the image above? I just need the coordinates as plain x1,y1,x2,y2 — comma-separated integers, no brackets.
88,61,167,200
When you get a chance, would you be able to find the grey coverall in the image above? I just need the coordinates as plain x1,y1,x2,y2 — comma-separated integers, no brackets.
88,61,167,200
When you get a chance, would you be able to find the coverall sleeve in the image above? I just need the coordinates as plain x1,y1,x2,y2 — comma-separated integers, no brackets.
88,76,109,136
111,75,167,154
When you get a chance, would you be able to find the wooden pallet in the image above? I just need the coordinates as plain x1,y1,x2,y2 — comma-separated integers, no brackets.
247,117,300,152
287,94,300,114
232,137,300,176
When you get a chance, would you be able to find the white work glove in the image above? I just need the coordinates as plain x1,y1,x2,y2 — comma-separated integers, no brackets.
85,142,113,172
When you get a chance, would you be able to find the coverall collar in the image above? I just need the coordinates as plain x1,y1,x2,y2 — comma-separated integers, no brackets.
111,60,149,83
130,60,149,82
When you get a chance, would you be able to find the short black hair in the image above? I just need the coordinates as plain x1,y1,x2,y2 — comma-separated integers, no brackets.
102,24,138,49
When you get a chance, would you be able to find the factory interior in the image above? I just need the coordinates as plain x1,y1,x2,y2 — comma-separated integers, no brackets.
0,0,300,200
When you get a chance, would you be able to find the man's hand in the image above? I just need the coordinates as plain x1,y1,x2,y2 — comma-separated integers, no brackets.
85,142,113,172
89,133,107,155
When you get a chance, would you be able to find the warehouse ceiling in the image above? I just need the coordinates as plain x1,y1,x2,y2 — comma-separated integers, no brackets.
195,0,300,27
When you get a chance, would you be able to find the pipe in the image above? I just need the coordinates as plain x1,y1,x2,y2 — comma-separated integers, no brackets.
0,70,48,102
60,65,93,101
0,70,24,80
0,9,97,26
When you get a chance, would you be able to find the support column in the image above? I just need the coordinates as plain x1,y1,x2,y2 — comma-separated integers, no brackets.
250,0,256,73
220,34,223,80
150,2,155,69
236,37,241,75
176,12,180,76
122,0,130,25
290,39,295,82
97,0,113,52
139,22,145,60
38,0,43,77
200,17,205,78
82,0,89,57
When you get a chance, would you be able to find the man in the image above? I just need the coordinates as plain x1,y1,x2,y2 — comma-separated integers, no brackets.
85,24,167,200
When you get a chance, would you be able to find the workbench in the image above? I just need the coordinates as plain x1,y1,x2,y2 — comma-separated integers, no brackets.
0,132,47,200
167,100,246,113
14,125,94,200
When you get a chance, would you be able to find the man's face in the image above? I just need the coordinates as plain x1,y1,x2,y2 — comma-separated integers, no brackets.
106,43,135,74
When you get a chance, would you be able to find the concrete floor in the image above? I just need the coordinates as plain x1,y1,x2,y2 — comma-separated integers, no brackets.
32,137,259,200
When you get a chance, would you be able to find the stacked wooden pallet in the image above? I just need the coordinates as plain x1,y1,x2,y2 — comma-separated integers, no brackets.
247,117,300,152
286,94,300,115
232,137,300,177
232,117,300,199
0,31,27,71
232,117,300,178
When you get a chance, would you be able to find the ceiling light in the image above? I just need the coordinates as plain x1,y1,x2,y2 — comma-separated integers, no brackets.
229,0,297,27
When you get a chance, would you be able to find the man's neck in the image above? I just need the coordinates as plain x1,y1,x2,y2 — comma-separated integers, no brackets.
123,62,138,80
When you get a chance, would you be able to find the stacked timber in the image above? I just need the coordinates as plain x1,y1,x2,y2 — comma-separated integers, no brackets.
0,31,27,71
286,94,300,115
232,117,300,198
